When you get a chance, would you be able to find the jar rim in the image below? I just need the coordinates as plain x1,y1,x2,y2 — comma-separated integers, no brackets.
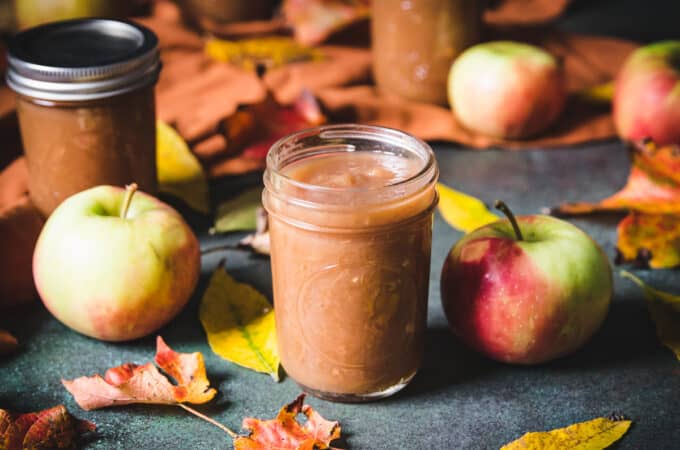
265,124,437,198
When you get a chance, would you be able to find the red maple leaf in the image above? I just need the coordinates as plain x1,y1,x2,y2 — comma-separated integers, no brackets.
0,405,95,450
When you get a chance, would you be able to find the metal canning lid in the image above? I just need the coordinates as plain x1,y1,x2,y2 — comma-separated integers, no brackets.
6,18,161,102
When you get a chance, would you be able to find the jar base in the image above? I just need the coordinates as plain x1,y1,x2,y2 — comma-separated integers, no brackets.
295,371,416,403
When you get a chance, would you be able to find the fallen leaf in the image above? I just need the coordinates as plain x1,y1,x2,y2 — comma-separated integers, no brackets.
240,230,270,255
210,90,325,177
239,90,326,161
484,0,571,26
157,120,210,214
436,182,499,233
205,36,323,71
240,208,271,255
62,336,216,410
621,271,680,359
576,81,615,104
552,140,680,268
234,394,342,449
501,416,632,450
199,262,279,380
282,0,370,46
554,140,680,216
0,405,95,450
617,213,680,269
0,329,18,355
211,187,262,234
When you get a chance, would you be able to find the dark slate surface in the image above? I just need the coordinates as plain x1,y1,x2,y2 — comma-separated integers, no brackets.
2,141,680,450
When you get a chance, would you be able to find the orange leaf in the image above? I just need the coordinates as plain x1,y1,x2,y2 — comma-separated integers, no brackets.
554,140,680,215
239,90,325,161
234,394,342,450
210,90,325,177
0,405,95,450
62,336,216,410
154,334,216,404
552,140,680,268
0,329,18,356
617,212,680,268
282,0,370,46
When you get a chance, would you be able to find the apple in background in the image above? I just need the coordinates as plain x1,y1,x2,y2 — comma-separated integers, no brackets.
614,41,680,145
448,41,566,139
440,202,612,364
33,184,200,342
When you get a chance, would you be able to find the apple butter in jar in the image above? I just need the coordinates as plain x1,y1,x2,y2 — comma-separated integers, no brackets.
7,19,161,216
176,0,275,34
372,0,481,104
263,124,438,402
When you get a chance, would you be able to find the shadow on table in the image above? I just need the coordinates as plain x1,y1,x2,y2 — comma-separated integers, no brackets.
394,326,497,400
548,292,660,371
0,302,52,363
392,290,660,400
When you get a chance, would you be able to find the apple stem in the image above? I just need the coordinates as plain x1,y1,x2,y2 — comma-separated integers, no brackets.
120,183,138,219
494,200,524,241
178,403,238,438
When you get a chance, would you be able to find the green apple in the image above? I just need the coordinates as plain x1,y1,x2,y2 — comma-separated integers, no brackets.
33,184,200,342
448,41,566,139
440,202,612,364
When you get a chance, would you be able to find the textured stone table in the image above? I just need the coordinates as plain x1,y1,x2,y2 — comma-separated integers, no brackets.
2,139,680,449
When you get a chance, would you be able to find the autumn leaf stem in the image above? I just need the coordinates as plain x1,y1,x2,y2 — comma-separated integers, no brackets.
177,403,238,438
120,183,138,219
494,200,524,241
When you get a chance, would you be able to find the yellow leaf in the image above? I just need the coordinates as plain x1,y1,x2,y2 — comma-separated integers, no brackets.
575,81,615,104
157,120,210,214
501,417,632,450
199,264,280,381
621,270,680,360
205,37,323,71
436,183,499,233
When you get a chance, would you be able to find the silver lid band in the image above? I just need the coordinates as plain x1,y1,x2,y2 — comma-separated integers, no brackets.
6,19,160,102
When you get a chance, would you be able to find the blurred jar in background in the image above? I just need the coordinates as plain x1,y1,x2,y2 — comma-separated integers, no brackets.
13,0,150,30
372,0,481,105
175,0,275,33
0,1,14,34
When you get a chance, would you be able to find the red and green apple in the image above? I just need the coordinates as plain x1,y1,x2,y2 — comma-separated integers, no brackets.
440,202,612,364
447,41,566,139
33,184,200,342
614,40,680,145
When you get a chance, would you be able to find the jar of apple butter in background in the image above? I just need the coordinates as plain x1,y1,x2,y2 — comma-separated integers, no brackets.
176,0,275,34
372,0,481,105
6,19,161,216
263,124,439,402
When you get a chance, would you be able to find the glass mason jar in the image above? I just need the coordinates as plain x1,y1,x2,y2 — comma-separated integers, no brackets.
176,0,275,34
263,124,439,402
372,0,481,105
7,19,161,216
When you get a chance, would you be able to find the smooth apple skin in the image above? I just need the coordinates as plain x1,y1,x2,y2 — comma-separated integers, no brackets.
441,215,612,364
614,41,680,145
33,186,200,342
448,41,566,139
